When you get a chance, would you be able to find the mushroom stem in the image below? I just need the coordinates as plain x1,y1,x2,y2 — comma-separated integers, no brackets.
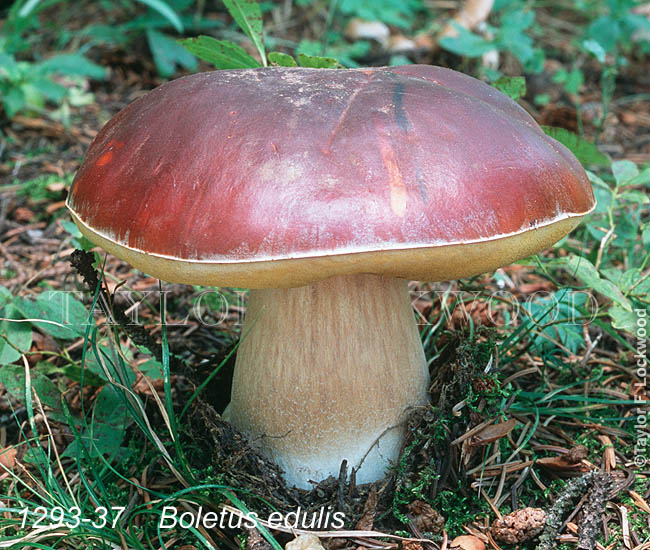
230,273,430,489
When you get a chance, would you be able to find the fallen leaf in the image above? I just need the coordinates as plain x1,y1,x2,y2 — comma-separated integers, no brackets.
0,447,17,469
470,418,516,447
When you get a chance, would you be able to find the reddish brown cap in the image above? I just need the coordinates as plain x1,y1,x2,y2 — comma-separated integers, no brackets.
67,65,595,287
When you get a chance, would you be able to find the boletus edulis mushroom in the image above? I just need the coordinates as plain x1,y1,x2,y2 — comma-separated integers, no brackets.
67,65,595,489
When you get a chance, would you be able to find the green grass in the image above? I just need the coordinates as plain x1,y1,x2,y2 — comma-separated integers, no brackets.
0,269,282,550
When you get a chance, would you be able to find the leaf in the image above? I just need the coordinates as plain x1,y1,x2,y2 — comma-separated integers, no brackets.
609,306,647,334
612,159,639,187
0,305,32,365
619,190,650,204
439,24,494,57
1,87,25,118
179,36,261,69
137,358,164,380
16,290,90,340
0,365,66,422
548,255,631,311
60,219,95,250
37,54,106,80
524,290,586,354
542,126,610,166
492,76,526,101
37,360,106,387
30,77,67,102
626,167,650,188
267,51,297,67
223,0,266,66
146,29,197,77
0,52,19,77
135,0,183,33
470,418,517,447
296,53,340,69
582,38,606,63
63,385,130,459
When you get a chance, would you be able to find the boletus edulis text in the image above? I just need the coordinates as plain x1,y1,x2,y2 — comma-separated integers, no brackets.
67,65,595,488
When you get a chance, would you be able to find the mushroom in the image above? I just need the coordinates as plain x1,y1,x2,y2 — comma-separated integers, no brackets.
66,65,595,489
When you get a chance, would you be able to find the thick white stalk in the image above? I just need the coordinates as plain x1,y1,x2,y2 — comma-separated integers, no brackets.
229,274,430,489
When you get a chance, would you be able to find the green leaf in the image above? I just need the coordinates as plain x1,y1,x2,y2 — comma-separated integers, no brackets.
146,29,197,77
30,77,67,102
37,54,106,80
0,305,32,365
223,0,266,66
0,52,19,77
619,190,650,204
296,53,340,68
60,219,95,251
16,290,90,340
137,358,164,380
267,51,297,67
582,38,606,63
135,0,183,33
524,290,586,354
542,126,610,166
601,268,650,296
0,365,66,422
609,306,647,334
548,255,631,311
612,159,638,187
2,87,25,118
626,167,650,188
492,76,526,101
37,360,106,387
179,36,261,69
440,24,494,57
63,385,130,459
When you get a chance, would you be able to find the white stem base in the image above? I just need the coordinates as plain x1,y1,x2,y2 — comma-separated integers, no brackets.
229,274,430,489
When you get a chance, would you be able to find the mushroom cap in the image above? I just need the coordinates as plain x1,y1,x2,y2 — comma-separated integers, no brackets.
67,65,595,288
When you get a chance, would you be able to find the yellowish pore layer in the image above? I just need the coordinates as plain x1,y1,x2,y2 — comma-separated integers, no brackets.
70,211,584,288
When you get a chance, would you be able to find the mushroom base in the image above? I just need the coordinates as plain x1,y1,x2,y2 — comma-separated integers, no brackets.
229,274,430,489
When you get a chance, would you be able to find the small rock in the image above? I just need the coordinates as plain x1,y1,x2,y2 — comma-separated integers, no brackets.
449,535,485,550
286,534,325,550
344,18,390,47
24,228,44,243
491,507,546,544
388,34,417,53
